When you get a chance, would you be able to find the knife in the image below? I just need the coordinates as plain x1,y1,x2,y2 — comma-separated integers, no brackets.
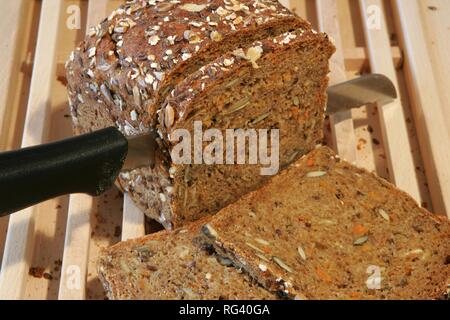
0,73,396,216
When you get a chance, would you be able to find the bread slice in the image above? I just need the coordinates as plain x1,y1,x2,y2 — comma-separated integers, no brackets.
97,219,276,300
66,0,334,230
118,29,334,229
201,146,450,300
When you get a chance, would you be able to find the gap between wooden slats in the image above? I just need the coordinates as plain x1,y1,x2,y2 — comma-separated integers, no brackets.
392,0,450,217
58,0,110,300
359,0,423,204
0,0,63,299
316,0,358,164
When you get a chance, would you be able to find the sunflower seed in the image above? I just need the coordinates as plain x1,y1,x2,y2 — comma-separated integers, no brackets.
202,224,218,239
273,256,293,273
251,112,270,125
353,235,369,246
255,253,271,263
223,97,250,115
306,171,327,178
255,238,270,246
297,246,307,260
378,208,390,221
225,78,240,88
245,242,264,254
164,105,175,128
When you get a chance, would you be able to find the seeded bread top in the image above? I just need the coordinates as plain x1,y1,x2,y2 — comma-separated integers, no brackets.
66,0,309,136
202,146,450,300
98,219,276,299
159,28,334,141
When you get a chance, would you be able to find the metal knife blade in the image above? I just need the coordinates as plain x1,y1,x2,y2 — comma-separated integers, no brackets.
122,74,397,170
123,129,159,171
326,73,397,114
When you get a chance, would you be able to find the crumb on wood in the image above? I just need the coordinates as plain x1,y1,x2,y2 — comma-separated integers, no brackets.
357,138,367,151
43,273,53,280
29,267,45,278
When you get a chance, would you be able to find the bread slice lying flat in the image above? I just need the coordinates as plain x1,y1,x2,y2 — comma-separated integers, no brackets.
98,219,275,300
202,146,450,300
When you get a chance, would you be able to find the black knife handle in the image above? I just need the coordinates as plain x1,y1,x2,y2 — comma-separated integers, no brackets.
0,127,128,216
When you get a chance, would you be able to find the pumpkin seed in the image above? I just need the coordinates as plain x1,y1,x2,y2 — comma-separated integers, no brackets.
353,235,369,246
306,171,327,178
378,208,390,221
273,256,293,273
297,246,307,261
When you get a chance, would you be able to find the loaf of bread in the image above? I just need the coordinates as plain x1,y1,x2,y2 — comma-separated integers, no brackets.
66,0,335,229
98,219,276,299
202,146,450,299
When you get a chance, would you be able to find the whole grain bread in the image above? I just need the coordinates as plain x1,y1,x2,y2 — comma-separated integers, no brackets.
98,219,276,300
202,146,450,300
66,0,334,229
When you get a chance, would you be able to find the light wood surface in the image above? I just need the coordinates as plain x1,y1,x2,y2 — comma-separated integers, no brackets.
58,0,110,300
0,1,26,151
0,0,63,299
316,0,358,164
122,195,146,241
359,0,422,203
392,0,450,217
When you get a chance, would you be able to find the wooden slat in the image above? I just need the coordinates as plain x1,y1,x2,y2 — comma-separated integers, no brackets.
0,0,63,299
392,0,450,217
417,1,450,137
58,0,110,300
316,0,358,164
0,1,26,151
0,0,27,273
122,194,146,241
359,0,422,203
58,195,94,300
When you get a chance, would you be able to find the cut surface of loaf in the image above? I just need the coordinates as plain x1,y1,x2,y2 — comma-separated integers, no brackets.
202,146,450,300
66,0,334,230
117,28,334,229
98,219,276,300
